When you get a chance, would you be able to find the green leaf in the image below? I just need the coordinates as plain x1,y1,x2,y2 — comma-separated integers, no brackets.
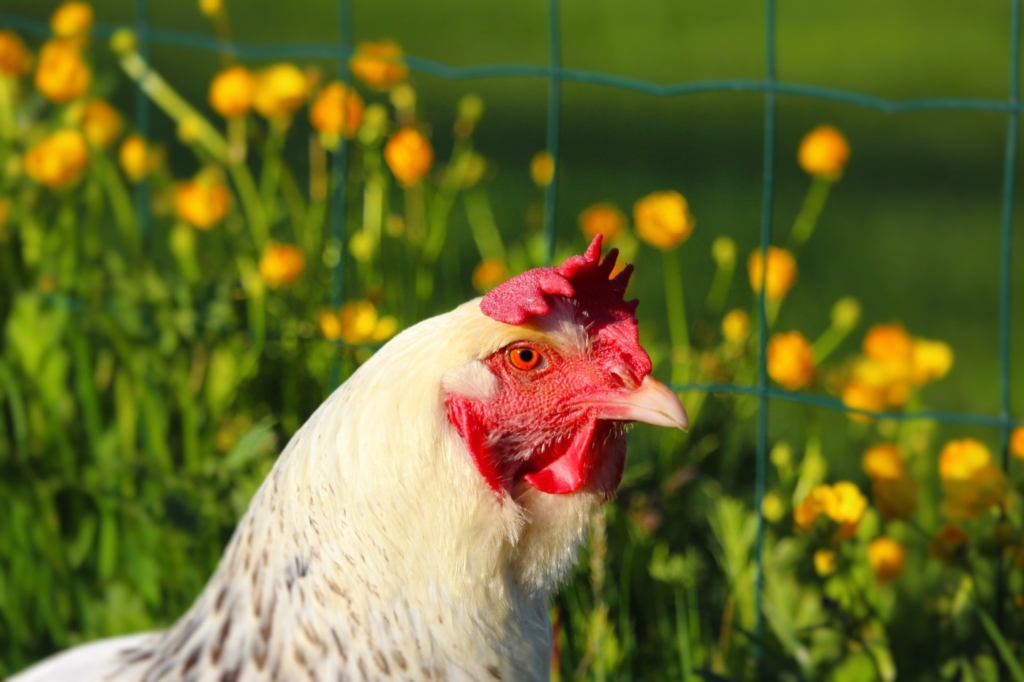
97,509,118,581
975,604,1024,682
221,418,277,473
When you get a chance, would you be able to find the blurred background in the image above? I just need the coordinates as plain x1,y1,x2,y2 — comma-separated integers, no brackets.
2,0,1024,679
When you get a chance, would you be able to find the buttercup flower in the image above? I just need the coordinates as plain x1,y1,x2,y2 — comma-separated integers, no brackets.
939,438,1006,519
530,151,555,187
35,39,90,102
747,247,797,301
81,99,122,148
813,550,836,577
338,301,398,344
864,323,912,365
472,259,508,294
929,524,968,564
795,482,866,540
318,310,343,341
841,381,885,421
350,41,408,91
767,331,814,390
259,244,305,288
51,2,93,39
253,63,308,120
199,0,222,16
794,484,835,531
384,127,433,186
24,129,88,189
175,175,231,229
633,190,695,251
868,538,905,584
209,66,256,119
1012,427,1024,461
761,491,784,522
910,338,953,385
862,444,904,481
722,309,750,345
0,30,30,76
578,202,626,241
310,81,364,139
798,125,850,179
119,135,148,182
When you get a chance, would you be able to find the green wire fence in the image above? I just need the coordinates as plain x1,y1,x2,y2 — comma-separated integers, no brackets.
2,0,1023,674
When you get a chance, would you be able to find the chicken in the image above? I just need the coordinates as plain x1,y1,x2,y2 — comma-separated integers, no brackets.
12,236,687,682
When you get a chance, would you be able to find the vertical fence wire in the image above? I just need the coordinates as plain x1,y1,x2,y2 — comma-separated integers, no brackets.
328,0,353,388
133,0,151,238
752,0,778,667
542,0,562,267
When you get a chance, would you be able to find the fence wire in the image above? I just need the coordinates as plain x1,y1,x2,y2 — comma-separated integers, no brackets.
1,0,1022,672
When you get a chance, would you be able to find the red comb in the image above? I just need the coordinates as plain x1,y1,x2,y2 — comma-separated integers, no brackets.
481,235,651,378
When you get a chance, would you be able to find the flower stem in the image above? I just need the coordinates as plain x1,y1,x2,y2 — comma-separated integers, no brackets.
788,175,832,252
811,321,853,365
662,250,690,383
227,164,268,250
705,259,734,313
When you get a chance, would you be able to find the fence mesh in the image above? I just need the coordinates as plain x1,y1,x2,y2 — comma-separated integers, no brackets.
2,0,1022,671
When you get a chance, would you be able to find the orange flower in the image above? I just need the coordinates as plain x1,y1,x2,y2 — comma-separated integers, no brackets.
384,127,433,186
748,247,797,301
259,244,305,288
253,63,308,120
310,81,364,138
862,444,904,480
350,40,408,91
530,151,555,187
794,482,866,540
81,99,122,148
51,2,93,38
939,438,1007,519
119,135,148,182
1012,427,1024,461
318,310,343,341
209,66,256,119
338,301,398,344
578,202,626,241
35,39,90,103
472,259,508,293
766,331,814,390
841,381,885,421
722,309,750,345
175,175,231,229
794,484,835,531
633,190,695,250
24,129,88,189
864,323,912,365
0,30,31,76
868,537,905,584
798,125,850,179
910,338,953,385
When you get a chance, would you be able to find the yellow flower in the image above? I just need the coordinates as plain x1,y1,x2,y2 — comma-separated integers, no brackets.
1011,427,1024,461
119,135,148,182
472,259,508,294
873,476,918,522
0,30,31,76
209,66,256,119
318,310,343,341
767,331,814,390
747,246,797,301
939,439,1007,519
633,190,695,251
24,129,88,189
761,491,784,522
813,549,836,577
350,40,408,91
794,484,835,531
174,175,231,229
339,301,398,344
910,338,953,385
864,323,912,364
929,524,968,564
798,125,850,179
199,0,222,16
862,444,904,481
384,127,433,186
868,537,905,584
722,309,750,345
530,150,555,187
35,39,90,103
841,381,885,421
310,81,364,138
81,99,122,148
253,63,308,120
258,244,305,288
826,482,868,540
51,2,93,38
578,202,626,241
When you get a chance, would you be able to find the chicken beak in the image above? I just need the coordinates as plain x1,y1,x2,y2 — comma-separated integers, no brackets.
586,375,689,431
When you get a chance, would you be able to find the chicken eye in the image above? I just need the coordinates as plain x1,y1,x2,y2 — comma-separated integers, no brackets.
508,347,542,371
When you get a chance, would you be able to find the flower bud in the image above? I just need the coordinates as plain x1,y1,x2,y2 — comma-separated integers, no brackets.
830,296,860,331
384,127,433,186
799,125,850,179
711,236,736,268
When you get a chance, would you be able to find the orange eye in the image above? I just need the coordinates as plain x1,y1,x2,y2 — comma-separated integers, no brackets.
508,347,542,371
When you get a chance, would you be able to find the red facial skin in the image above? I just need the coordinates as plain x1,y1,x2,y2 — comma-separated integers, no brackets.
446,336,645,498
